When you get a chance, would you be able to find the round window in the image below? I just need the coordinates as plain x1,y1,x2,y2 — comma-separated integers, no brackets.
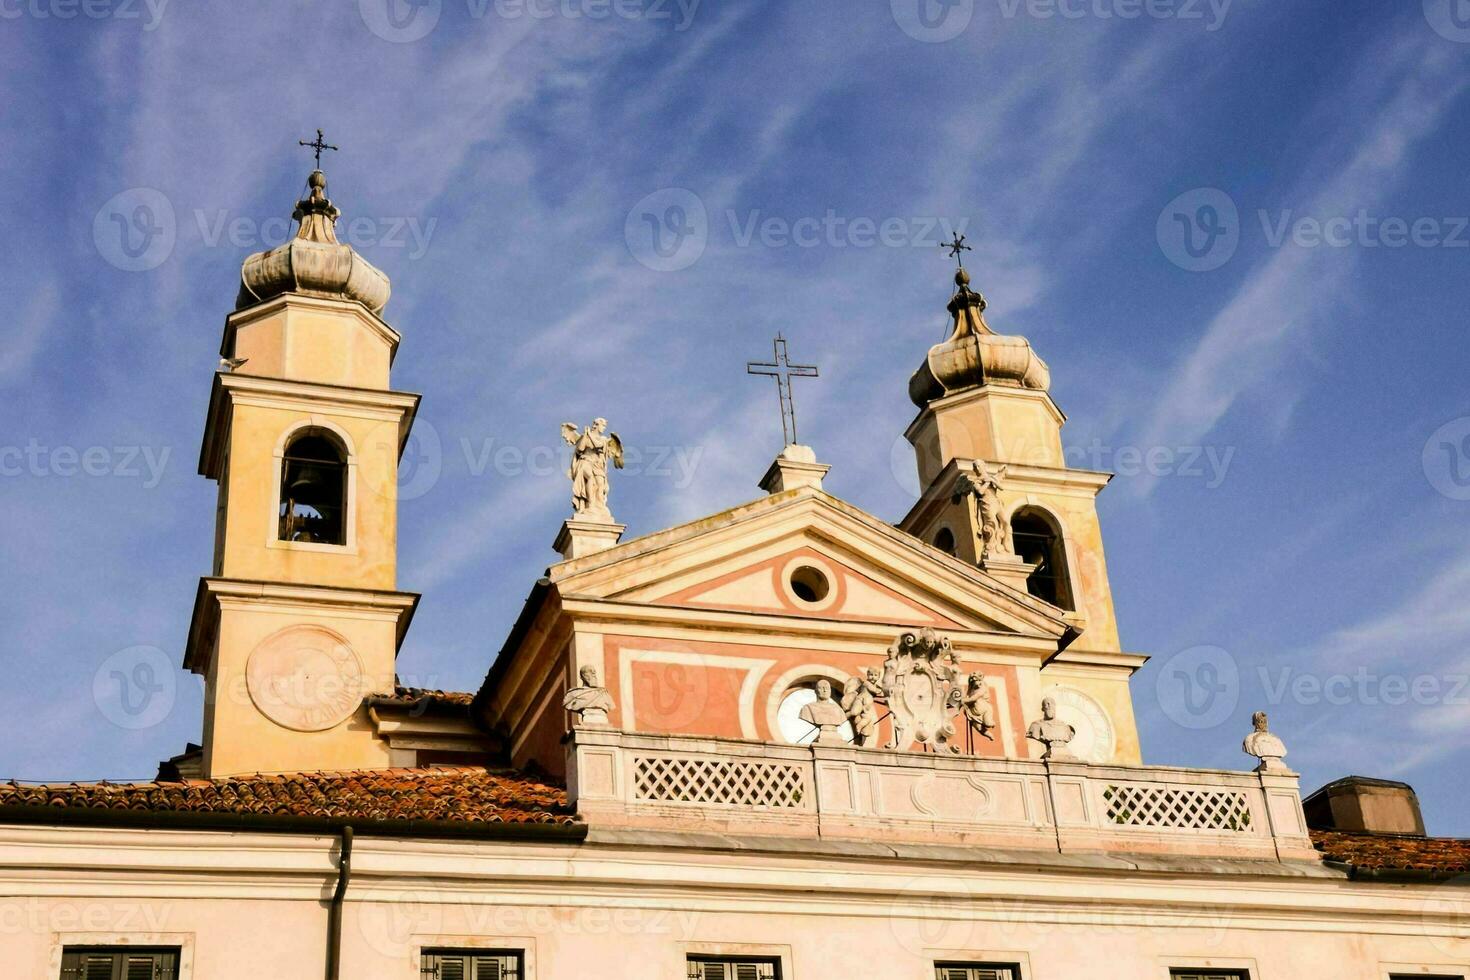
788,565,830,604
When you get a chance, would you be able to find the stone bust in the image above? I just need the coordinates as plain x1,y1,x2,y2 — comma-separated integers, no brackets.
1026,696,1077,762
1242,710,1289,773
563,665,614,727
799,679,849,746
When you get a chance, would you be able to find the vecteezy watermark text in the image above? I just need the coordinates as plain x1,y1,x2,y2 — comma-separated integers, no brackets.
0,0,168,29
0,441,170,489
1065,439,1234,488
357,0,698,43
625,188,972,272
1158,188,1470,272
194,210,437,259
1258,666,1470,708
994,0,1230,30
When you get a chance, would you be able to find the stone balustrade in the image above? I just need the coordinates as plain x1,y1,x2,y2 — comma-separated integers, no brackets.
567,728,1320,863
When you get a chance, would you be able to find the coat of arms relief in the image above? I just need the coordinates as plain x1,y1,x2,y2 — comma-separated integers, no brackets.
799,627,1000,753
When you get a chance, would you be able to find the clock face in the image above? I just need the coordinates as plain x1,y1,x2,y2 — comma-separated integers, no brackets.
1043,685,1115,764
246,625,365,732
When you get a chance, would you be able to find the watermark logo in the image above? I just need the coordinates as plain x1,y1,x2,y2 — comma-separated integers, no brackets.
357,887,442,957
1157,188,1239,272
890,0,974,42
625,188,708,272
93,645,176,730
1155,644,1239,730
93,188,176,272
359,0,442,42
1423,416,1470,500
1424,0,1470,43
361,417,444,503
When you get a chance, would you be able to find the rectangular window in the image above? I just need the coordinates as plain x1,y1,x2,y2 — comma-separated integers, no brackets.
687,957,780,980
936,964,1021,980
1388,975,1464,980
421,950,522,980
60,948,179,980
1170,972,1251,980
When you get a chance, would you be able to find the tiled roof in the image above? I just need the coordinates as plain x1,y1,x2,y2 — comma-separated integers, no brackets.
0,766,574,827
371,686,476,708
1312,829,1470,876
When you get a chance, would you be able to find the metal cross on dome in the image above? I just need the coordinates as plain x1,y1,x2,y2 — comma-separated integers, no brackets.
298,128,339,168
941,231,971,267
746,334,819,447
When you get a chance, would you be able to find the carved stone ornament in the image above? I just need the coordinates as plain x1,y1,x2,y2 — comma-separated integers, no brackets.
951,460,1014,562
799,678,849,746
563,665,615,727
561,419,625,522
1026,695,1078,762
881,627,962,753
840,668,883,747
245,625,366,733
1242,710,1289,773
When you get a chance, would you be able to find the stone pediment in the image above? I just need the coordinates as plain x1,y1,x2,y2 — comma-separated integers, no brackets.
550,488,1072,642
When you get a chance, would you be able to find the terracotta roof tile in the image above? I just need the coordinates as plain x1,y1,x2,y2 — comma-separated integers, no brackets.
1311,829,1470,875
0,766,574,826
374,687,476,707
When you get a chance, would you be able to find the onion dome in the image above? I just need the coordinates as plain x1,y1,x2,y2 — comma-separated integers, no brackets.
908,267,1050,408
236,170,391,315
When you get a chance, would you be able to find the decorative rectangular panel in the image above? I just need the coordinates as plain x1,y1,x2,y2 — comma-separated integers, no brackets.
634,755,805,808
1104,784,1253,832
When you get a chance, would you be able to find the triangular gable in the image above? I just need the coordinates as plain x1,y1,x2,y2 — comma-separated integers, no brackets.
551,488,1071,641
658,544,962,628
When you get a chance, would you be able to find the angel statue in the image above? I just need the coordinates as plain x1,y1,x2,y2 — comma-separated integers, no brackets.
952,459,1012,562
561,418,624,520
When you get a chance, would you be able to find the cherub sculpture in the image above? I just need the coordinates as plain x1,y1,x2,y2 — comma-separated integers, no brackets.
841,668,883,747
957,672,996,743
561,418,624,520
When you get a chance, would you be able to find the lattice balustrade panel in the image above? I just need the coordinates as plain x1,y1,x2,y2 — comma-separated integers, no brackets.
633,756,806,808
1102,783,1253,832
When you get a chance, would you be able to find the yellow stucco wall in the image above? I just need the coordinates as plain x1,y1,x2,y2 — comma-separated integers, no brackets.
215,400,402,591
203,602,398,777
228,297,394,389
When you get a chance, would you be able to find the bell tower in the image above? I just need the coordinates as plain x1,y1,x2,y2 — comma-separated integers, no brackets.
184,162,420,778
898,260,1144,763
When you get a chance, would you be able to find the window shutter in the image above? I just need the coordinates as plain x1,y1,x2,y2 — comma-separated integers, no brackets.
421,950,519,980
687,959,777,980
59,952,115,980
60,950,177,980
935,965,1018,980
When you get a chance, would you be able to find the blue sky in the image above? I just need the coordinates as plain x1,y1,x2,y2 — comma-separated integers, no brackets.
3,0,1470,835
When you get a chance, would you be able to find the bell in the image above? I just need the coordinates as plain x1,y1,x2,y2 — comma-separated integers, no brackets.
288,471,325,496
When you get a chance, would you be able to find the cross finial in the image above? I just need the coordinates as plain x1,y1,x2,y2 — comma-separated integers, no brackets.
746,334,819,446
941,232,971,268
298,128,339,168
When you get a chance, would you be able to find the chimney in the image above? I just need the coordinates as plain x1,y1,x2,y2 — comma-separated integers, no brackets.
1303,776,1426,836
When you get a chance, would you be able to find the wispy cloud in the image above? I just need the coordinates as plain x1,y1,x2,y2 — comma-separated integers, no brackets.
1136,33,1470,483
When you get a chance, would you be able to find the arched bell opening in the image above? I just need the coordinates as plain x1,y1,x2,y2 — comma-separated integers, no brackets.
278,430,348,545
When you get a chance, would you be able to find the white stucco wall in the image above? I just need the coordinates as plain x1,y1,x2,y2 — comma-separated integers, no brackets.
3,825,1466,980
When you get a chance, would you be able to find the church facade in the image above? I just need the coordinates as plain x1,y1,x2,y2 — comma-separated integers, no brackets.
2,166,1468,980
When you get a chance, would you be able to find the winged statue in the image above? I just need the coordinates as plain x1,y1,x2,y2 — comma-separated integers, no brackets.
561,418,624,520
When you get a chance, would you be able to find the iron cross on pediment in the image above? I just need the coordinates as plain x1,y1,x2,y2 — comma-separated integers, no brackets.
746,334,818,447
